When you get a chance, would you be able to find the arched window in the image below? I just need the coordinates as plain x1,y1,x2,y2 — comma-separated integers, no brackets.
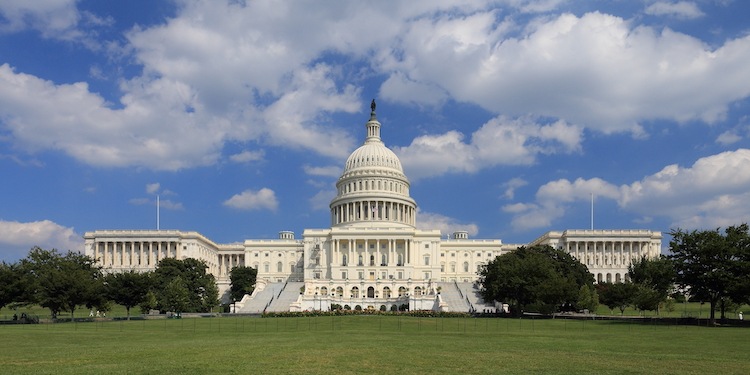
440,262,445,272
367,287,375,298
450,263,456,272
342,254,347,266
290,263,295,273
381,254,387,266
321,286,328,295
358,255,363,266
414,286,422,296
370,255,375,266
336,287,343,297
277,262,282,272
351,287,359,298
424,255,430,266
383,287,391,298
463,262,469,272
264,263,269,272
398,286,406,297
398,254,403,266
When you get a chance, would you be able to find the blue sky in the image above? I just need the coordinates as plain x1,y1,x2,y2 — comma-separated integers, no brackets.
1,0,750,261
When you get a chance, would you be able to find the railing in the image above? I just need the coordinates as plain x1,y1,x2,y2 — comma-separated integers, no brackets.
263,295,274,313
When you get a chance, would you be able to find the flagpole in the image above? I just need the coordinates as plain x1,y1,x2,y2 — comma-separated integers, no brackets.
157,195,160,231
590,193,594,230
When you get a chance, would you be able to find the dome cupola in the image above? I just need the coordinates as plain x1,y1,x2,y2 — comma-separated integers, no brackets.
329,100,416,228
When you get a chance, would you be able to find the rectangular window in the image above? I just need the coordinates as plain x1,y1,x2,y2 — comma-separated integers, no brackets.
358,244,363,249
342,272,347,279
397,271,403,279
425,244,429,248
342,244,347,249
424,272,430,279
358,271,364,279
381,272,386,279
314,273,320,279
381,244,386,249
370,244,374,249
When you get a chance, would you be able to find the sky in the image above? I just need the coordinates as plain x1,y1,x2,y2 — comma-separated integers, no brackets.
1,0,750,261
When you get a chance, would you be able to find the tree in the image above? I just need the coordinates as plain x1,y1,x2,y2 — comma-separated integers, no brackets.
0,261,27,312
229,266,257,303
669,225,749,324
161,277,190,313
152,258,219,312
479,245,595,316
628,255,675,315
576,285,599,313
21,247,103,321
104,270,152,320
597,282,637,315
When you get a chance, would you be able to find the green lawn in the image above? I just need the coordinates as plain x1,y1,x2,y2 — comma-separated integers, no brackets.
1,315,748,374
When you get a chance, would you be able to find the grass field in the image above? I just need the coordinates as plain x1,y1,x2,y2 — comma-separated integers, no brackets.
4,302,747,321
1,315,749,374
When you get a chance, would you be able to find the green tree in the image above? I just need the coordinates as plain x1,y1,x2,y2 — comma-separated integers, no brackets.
576,285,599,313
597,282,637,315
628,255,674,315
479,245,595,316
21,247,103,321
161,277,190,312
669,225,749,324
229,266,257,303
0,261,27,312
104,270,152,320
152,258,219,312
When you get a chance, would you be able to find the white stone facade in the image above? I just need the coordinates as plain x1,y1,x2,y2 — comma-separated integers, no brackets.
83,104,662,311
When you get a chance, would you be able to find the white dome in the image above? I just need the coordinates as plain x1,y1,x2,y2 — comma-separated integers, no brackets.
343,142,404,174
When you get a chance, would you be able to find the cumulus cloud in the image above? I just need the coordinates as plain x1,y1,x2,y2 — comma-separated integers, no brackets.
230,150,265,163
309,190,336,211
501,177,528,200
0,219,83,261
0,0,80,36
223,188,279,211
146,183,160,194
417,209,479,237
644,1,705,19
303,165,342,178
2,2,750,179
395,116,582,179
506,149,750,231
380,11,750,135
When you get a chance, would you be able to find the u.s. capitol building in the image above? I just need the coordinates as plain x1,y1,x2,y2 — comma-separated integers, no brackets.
84,103,662,313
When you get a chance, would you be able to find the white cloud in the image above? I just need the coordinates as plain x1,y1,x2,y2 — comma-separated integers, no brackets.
381,11,750,134
0,0,80,36
644,2,705,20
395,115,582,179
230,150,265,163
416,209,479,237
146,183,160,194
223,188,279,211
501,177,528,200
0,219,83,261
506,149,750,231
303,165,342,178
3,3,750,176
309,190,336,211
716,130,742,145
